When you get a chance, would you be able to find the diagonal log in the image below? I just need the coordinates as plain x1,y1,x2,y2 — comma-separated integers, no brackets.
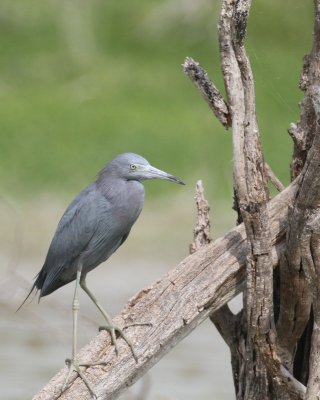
33,179,298,400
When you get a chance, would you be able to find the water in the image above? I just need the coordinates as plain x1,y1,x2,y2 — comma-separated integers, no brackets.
2,254,237,400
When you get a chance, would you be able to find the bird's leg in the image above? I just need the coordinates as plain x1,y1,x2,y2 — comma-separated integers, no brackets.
72,269,81,360
80,277,150,362
62,268,107,399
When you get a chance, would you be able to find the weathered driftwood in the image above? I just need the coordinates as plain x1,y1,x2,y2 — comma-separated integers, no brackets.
33,179,298,400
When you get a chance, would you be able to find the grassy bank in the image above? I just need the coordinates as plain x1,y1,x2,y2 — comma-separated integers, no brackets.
0,0,313,203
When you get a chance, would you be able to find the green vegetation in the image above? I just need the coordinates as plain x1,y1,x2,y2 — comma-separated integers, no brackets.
0,0,313,200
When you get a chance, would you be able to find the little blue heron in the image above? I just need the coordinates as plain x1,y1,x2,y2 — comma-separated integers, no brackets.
20,153,184,397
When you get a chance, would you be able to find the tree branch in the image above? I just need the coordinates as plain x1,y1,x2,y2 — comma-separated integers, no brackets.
264,162,285,192
183,57,285,198
189,179,236,346
183,58,284,195
189,180,212,254
183,57,231,129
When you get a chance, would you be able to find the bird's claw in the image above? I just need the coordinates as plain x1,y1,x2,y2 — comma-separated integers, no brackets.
99,321,152,363
62,358,108,399
99,324,137,361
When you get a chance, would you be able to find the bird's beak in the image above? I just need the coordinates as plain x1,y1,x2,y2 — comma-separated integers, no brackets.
142,164,185,185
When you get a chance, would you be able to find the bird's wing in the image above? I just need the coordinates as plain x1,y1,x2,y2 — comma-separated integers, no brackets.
37,185,104,293
18,185,102,307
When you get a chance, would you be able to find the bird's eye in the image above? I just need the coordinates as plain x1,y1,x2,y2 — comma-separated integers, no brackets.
130,164,137,171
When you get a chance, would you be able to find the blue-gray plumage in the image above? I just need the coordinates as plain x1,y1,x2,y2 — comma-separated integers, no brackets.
24,153,183,299
20,152,184,397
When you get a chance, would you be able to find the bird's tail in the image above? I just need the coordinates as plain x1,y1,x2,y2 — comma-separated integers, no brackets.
16,273,42,312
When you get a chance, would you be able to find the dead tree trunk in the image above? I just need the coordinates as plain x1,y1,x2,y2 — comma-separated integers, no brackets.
34,1,320,399
220,1,277,398
185,0,320,399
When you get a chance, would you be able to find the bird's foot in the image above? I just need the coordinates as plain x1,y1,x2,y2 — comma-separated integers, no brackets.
99,321,152,362
62,357,108,399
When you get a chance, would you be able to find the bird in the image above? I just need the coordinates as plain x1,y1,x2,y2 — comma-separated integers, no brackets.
19,152,184,397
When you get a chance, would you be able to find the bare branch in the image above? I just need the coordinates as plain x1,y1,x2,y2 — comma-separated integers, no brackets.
279,366,307,399
33,179,298,400
183,57,231,129
210,305,236,349
183,61,284,198
189,179,236,346
189,180,212,254
264,162,286,192
183,59,285,195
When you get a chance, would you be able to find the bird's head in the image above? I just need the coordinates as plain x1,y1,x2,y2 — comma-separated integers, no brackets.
103,153,185,185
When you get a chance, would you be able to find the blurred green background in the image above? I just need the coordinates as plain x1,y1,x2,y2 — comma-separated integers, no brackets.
0,1,315,399
0,0,313,201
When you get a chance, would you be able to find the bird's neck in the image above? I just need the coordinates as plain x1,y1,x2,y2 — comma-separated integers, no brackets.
97,177,145,203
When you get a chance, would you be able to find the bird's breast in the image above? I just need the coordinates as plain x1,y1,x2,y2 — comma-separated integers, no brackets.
108,180,145,229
